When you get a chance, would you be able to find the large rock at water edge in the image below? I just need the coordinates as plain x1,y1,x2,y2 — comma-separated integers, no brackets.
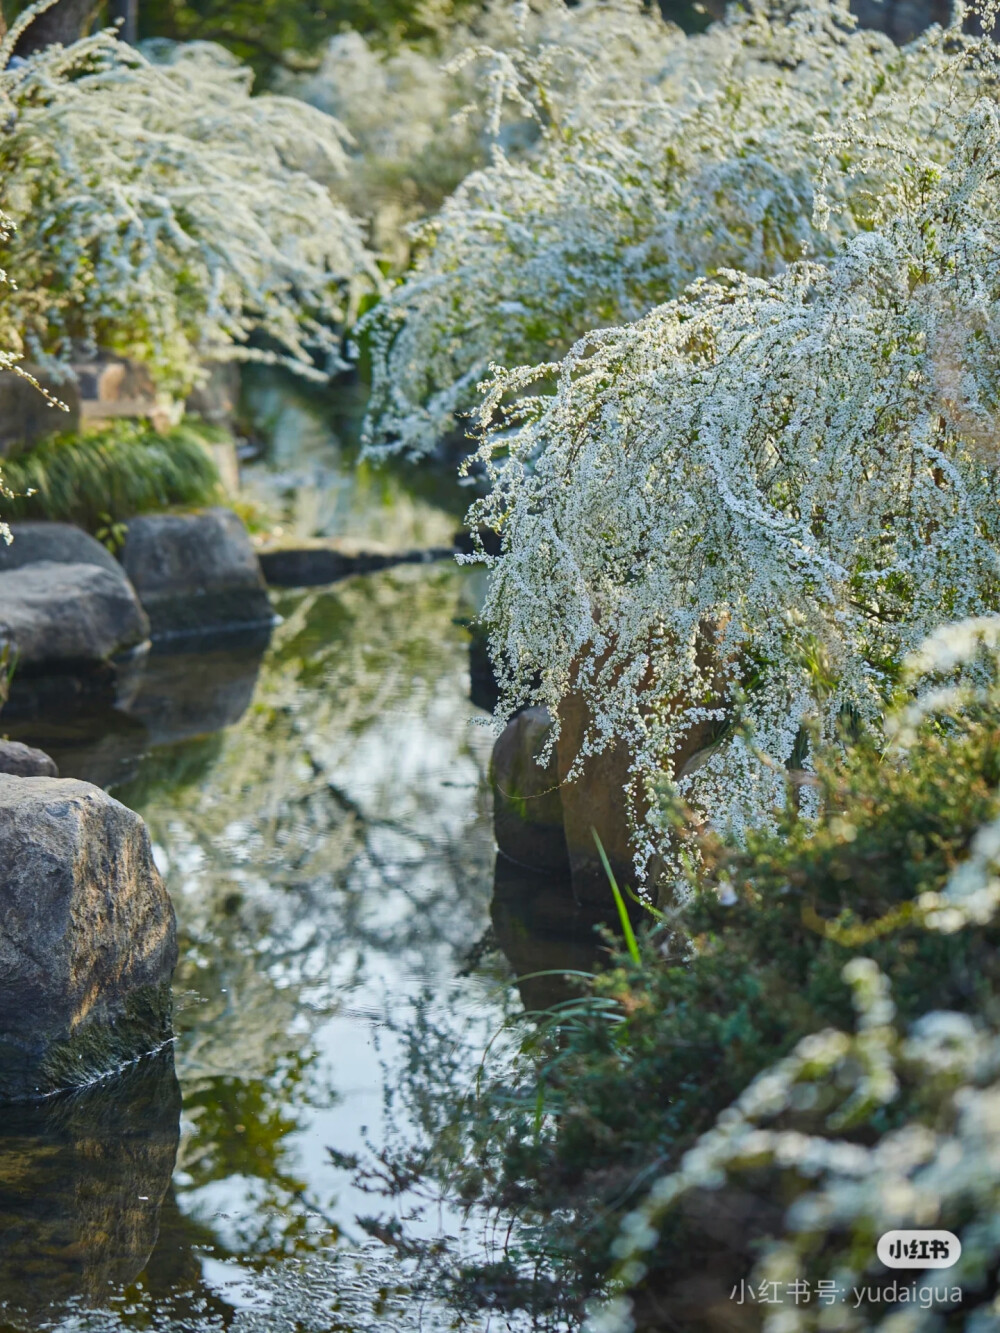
0,562,149,670
0,777,178,1102
120,508,272,636
0,521,122,576
491,707,569,875
0,739,58,777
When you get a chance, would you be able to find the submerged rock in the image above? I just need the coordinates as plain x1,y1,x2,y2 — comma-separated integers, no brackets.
490,707,569,875
0,776,177,1102
121,508,272,636
257,536,454,587
0,739,58,777
0,562,149,672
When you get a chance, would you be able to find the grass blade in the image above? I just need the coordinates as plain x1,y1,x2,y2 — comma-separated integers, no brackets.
592,829,641,965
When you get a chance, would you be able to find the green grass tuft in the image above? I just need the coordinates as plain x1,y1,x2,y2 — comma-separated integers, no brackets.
0,420,223,534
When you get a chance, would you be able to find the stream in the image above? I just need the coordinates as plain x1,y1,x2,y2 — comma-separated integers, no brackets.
0,376,603,1333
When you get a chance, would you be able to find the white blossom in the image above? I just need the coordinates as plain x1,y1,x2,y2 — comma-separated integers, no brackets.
0,15,379,393
363,0,995,456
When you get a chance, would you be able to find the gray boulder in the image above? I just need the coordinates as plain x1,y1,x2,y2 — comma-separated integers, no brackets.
0,521,121,576
0,739,58,777
0,562,150,670
0,776,178,1102
491,707,570,875
120,508,272,636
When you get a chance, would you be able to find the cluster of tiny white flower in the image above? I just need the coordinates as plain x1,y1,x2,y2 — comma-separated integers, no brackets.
288,0,677,270
354,0,1000,881
470,94,1000,874
0,6,379,394
362,0,996,457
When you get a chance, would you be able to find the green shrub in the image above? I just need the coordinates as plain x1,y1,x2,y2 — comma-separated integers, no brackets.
1,420,223,533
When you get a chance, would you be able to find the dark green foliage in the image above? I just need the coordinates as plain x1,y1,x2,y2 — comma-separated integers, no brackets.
135,0,477,80
1,420,222,533
410,715,1000,1310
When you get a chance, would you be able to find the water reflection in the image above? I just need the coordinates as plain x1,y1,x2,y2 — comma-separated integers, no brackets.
491,854,618,1014
239,370,468,551
2,628,273,791
0,375,613,1327
0,1051,180,1328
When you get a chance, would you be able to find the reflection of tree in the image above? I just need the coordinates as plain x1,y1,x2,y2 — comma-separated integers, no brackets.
239,368,468,550
112,564,498,1262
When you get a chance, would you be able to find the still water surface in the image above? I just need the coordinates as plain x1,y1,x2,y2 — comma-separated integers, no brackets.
0,379,588,1332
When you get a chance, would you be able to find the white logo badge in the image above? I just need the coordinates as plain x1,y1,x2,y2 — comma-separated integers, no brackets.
878,1231,961,1269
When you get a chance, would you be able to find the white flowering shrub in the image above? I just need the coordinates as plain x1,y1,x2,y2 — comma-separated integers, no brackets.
286,0,677,269
0,12,378,395
448,78,1000,883
362,0,993,456
278,30,483,266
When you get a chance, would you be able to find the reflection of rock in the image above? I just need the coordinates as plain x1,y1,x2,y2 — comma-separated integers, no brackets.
0,739,58,777
0,562,149,672
491,853,615,1012
121,508,272,637
0,520,122,575
0,777,177,1101
257,537,454,587
124,626,271,745
1,703,151,790
0,1049,181,1322
2,629,270,789
491,707,569,875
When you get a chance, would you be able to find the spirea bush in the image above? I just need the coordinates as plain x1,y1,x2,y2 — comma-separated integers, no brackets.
287,0,677,268
456,83,1000,883
0,9,378,395
279,30,484,266
362,0,994,457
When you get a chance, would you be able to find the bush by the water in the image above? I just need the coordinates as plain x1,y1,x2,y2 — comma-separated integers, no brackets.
380,620,1000,1328
1,421,223,533
0,11,378,395
362,0,1000,894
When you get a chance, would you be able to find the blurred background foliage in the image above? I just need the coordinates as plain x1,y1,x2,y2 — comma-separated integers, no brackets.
2,0,711,81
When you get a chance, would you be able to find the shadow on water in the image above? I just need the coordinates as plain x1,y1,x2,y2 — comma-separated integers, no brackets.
0,1050,181,1330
